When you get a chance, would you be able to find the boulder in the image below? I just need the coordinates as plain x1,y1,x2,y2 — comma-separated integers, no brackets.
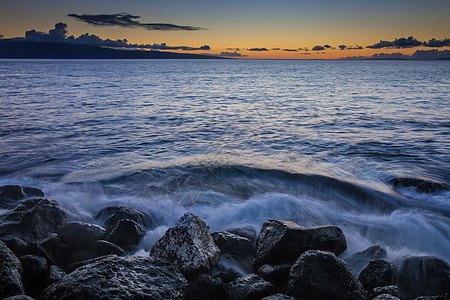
150,213,220,276
212,231,254,256
287,250,368,300
413,297,448,300
95,205,154,231
3,296,36,300
390,177,448,193
212,266,241,284
93,240,125,256
261,294,296,300
372,295,400,300
0,240,24,298
371,286,401,298
35,234,63,266
397,256,450,300
0,185,44,209
187,273,223,300
258,263,291,290
345,245,387,275
1,237,29,257
225,225,258,245
359,259,397,291
0,198,68,242
106,219,145,250
41,255,189,300
255,220,347,270
19,255,48,297
47,265,66,285
57,221,106,249
227,274,277,300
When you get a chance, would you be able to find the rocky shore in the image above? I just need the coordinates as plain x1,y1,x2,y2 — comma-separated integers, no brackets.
0,184,448,300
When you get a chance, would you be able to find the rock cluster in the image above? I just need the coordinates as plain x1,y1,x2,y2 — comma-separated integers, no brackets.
0,184,449,300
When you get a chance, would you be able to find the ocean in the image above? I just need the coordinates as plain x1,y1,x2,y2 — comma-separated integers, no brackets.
0,59,449,270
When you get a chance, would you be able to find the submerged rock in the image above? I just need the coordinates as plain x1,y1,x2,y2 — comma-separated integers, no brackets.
150,213,220,276
95,205,154,231
224,224,258,245
359,259,397,291
397,255,450,300
58,221,106,248
212,231,254,256
0,185,44,209
255,219,347,270
41,255,189,300
227,274,277,300
287,250,367,300
106,219,145,250
390,177,448,193
345,245,387,275
0,240,24,298
0,198,68,242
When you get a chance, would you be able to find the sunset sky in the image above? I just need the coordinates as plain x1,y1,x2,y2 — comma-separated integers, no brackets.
1,0,449,59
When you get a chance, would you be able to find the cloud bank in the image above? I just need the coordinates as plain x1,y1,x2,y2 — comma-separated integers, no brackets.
367,36,422,49
68,13,203,31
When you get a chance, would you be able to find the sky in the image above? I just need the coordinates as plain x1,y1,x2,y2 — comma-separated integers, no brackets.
1,0,449,59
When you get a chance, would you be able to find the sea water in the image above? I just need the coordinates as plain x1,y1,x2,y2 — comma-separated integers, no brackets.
0,59,449,269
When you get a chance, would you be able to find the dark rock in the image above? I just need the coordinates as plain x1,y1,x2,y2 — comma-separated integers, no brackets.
41,255,188,300
359,259,397,291
0,185,44,209
19,255,48,297
371,286,401,298
346,245,388,275
64,254,113,273
227,274,277,300
3,296,36,300
0,240,24,298
397,255,450,300
0,198,68,242
413,296,448,300
150,213,220,276
258,263,291,290
219,253,254,274
287,250,368,300
225,225,258,245
187,273,223,300
255,219,347,270
212,267,241,284
390,177,449,193
95,205,154,231
212,231,254,256
106,219,145,250
1,237,29,257
35,234,63,266
47,265,66,285
261,294,296,300
93,240,125,256
58,221,106,249
372,295,400,300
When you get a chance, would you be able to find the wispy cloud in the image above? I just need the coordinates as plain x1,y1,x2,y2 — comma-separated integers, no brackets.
68,13,204,31
219,51,247,57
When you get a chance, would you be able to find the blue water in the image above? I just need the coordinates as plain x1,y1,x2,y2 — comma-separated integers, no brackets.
0,59,449,268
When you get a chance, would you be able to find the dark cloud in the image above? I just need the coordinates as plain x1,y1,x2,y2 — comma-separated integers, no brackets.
147,43,210,51
339,45,347,50
423,38,450,48
247,47,269,51
271,48,281,51
219,51,247,57
342,49,450,60
298,47,309,51
283,48,298,52
298,53,312,55
68,13,203,31
367,36,421,49
323,44,331,49
312,45,325,51
226,47,241,51
339,44,363,50
25,23,68,42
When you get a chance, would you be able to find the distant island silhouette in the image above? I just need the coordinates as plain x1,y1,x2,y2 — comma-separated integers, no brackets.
0,40,223,59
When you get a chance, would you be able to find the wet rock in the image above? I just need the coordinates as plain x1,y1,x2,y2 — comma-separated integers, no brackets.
225,224,258,245
371,286,401,298
106,219,145,250
359,259,397,291
0,240,24,298
47,265,66,285
93,240,125,256
150,213,220,276
41,255,189,300
258,263,291,290
0,198,68,242
346,245,387,275
227,274,277,300
397,255,450,300
64,254,113,273
35,234,63,266
1,237,29,257
372,295,400,300
413,296,448,300
58,221,106,249
212,231,254,256
0,185,44,209
212,266,241,284
261,294,296,300
19,255,48,297
3,296,36,300
187,273,223,300
390,177,448,193
95,205,154,231
287,250,368,300
255,219,347,270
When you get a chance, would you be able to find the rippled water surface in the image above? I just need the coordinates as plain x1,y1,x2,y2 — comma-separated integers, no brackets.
0,59,449,268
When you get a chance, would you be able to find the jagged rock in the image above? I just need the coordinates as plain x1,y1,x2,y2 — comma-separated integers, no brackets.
225,225,258,245
359,259,397,291
187,273,223,300
390,177,448,193
19,255,48,297
397,255,450,300
261,294,296,300
0,185,44,209
106,219,145,250
258,263,291,290
150,213,220,276
372,295,400,300
212,231,254,256
346,245,387,275
58,221,106,248
95,205,154,231
0,240,24,298
255,219,347,270
371,286,401,298
287,250,368,300
227,274,276,300
3,296,36,300
47,265,66,285
41,255,188,300
0,198,68,242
